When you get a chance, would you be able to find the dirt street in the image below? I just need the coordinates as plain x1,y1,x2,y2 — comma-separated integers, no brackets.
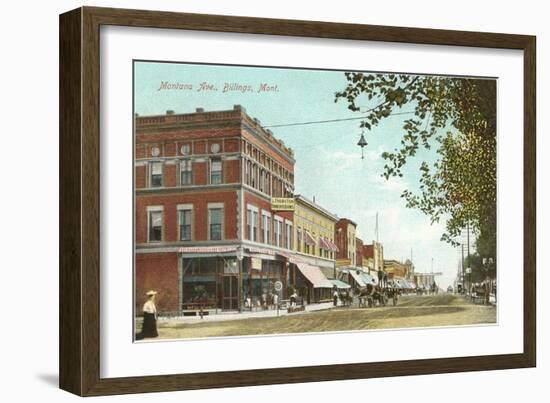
137,293,496,340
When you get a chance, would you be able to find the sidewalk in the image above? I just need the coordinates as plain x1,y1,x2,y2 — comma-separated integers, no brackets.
156,302,337,324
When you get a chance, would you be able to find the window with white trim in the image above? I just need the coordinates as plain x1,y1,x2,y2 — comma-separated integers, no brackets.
178,208,192,241
148,209,163,242
247,206,259,242
262,213,271,244
150,161,163,187
274,217,283,247
285,221,293,250
180,159,192,185
209,207,223,240
210,158,222,184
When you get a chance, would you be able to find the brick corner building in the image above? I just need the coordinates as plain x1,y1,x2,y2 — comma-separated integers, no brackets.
135,106,297,313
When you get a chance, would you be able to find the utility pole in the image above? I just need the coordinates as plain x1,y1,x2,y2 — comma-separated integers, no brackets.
467,221,471,295
461,243,465,295
375,212,379,243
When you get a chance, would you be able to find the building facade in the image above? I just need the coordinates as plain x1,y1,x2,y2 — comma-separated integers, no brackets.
362,241,385,274
383,259,411,279
335,218,357,268
135,106,296,313
355,237,364,268
288,195,339,303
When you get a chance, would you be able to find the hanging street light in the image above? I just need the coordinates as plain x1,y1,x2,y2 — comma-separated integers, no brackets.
357,131,368,159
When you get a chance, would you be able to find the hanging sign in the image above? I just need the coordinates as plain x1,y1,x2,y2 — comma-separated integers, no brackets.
271,197,295,211
251,257,262,270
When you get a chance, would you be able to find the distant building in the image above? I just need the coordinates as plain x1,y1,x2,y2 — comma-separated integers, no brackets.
335,218,357,267
355,238,364,268
384,259,411,279
363,241,384,274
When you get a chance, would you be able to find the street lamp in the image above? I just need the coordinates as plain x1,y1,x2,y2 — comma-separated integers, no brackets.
357,131,368,159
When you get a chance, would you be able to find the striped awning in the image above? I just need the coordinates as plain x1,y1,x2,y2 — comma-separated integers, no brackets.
296,263,333,288
304,231,317,247
319,237,331,250
326,238,339,252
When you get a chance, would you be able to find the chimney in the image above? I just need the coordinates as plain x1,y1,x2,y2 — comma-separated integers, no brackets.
233,104,246,113
166,110,174,115
196,107,204,113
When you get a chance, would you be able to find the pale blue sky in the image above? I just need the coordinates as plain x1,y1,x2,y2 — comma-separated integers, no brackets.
134,61,461,288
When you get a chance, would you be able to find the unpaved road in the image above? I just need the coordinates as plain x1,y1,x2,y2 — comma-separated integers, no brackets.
138,294,496,340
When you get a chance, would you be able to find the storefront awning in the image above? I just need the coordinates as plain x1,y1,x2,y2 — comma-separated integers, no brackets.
296,263,334,288
330,279,351,289
348,269,367,288
360,272,378,286
304,231,317,247
178,246,237,254
326,238,339,252
319,237,331,250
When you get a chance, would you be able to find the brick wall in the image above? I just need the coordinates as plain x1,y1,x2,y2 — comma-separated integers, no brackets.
136,165,146,188
224,159,240,183
164,164,177,187
135,252,179,312
136,190,239,243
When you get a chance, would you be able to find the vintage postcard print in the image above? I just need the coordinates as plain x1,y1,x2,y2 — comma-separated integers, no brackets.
133,61,497,341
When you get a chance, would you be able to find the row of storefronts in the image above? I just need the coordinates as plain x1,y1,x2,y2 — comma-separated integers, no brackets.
134,106,415,314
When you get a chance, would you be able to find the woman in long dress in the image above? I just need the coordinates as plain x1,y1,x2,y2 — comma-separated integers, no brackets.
137,290,158,339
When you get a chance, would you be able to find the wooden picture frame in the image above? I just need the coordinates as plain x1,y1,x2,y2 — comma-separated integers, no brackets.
59,6,536,396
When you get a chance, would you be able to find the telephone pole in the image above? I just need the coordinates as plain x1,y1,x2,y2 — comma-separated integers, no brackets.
461,243,465,294
467,221,471,295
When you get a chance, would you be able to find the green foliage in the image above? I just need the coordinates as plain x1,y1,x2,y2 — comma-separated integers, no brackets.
335,73,496,257
464,254,496,283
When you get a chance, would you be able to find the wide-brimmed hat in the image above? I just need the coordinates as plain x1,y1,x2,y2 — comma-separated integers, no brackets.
145,290,158,296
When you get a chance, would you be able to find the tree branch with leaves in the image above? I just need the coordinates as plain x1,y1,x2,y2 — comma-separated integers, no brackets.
335,73,496,258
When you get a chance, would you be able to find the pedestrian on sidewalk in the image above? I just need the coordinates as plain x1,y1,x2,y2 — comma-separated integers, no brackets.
333,289,339,307
290,290,297,307
136,290,158,340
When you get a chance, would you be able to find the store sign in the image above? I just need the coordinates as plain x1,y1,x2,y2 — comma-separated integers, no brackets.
336,258,351,267
251,257,262,271
271,197,295,211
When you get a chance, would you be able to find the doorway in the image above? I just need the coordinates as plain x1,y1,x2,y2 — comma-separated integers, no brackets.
222,275,239,311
